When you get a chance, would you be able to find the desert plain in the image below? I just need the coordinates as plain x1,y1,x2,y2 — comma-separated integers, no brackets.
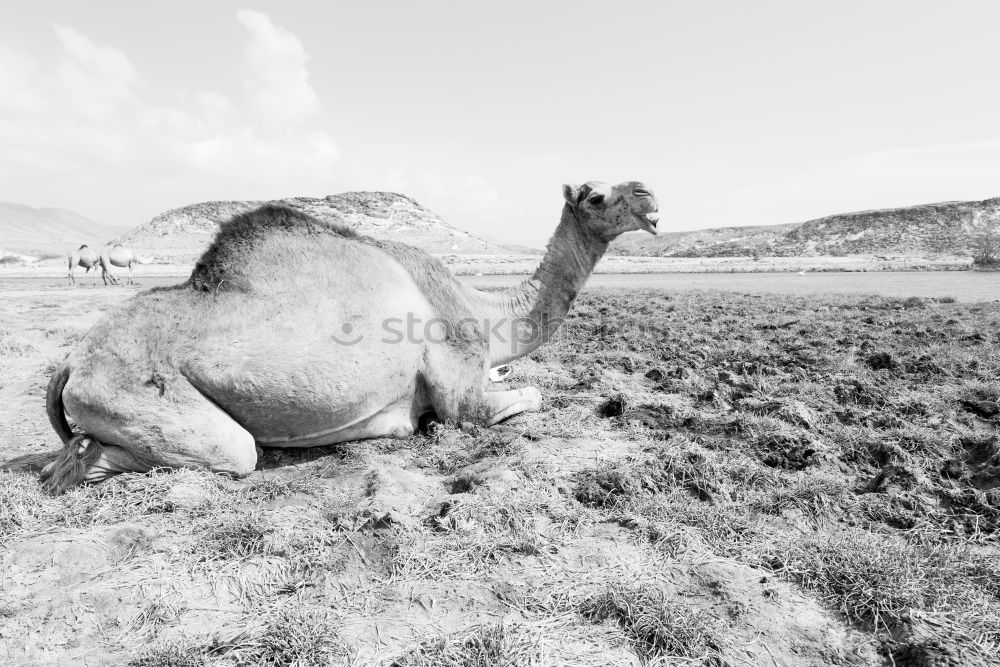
1,277,998,666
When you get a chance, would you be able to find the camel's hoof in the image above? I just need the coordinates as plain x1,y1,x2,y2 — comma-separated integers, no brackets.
522,387,542,412
39,461,56,481
489,365,512,382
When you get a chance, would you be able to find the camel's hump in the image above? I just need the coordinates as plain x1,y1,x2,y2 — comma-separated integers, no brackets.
186,204,360,292
216,204,359,243
182,203,476,327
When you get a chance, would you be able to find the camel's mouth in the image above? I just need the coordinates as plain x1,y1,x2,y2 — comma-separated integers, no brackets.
639,212,659,235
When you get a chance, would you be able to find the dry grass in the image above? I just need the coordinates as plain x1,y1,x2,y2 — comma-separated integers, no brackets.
129,605,349,667
580,583,726,664
759,530,1000,652
0,326,35,357
0,467,327,541
3,288,1000,664
394,483,586,579
224,606,350,666
129,641,211,667
392,623,544,667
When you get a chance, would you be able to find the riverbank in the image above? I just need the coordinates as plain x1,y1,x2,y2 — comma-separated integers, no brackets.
0,253,976,279
2,270,996,302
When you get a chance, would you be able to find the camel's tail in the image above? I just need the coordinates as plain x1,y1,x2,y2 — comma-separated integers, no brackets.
42,364,102,494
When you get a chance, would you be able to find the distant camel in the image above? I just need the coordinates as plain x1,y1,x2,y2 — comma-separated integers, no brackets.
100,245,147,286
67,245,101,285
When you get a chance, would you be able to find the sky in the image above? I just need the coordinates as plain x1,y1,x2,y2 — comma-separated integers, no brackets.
1,1,999,247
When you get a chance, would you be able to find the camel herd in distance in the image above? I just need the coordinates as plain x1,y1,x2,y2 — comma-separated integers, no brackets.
67,243,148,286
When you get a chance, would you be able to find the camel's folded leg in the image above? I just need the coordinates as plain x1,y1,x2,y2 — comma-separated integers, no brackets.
40,436,149,486
482,387,542,425
421,340,539,426
54,372,258,488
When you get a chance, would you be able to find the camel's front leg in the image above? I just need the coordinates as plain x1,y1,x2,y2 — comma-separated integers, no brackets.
421,336,540,426
482,387,542,425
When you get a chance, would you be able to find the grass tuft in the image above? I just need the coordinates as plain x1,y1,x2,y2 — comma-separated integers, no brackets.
226,606,349,666
760,530,1000,638
580,583,726,663
128,640,211,667
392,623,543,667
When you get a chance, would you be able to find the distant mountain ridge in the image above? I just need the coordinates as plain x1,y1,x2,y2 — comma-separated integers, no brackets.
8,194,998,265
611,197,1000,258
120,192,507,263
0,202,128,256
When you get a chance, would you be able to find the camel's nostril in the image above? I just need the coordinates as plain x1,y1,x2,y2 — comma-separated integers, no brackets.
634,188,653,198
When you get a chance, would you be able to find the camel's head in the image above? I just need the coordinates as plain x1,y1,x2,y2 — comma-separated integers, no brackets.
562,181,660,241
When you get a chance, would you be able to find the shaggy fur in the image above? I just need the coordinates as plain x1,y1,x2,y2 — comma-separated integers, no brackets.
188,205,358,293
40,435,103,495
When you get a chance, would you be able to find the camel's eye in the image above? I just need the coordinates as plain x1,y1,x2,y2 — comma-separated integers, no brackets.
587,193,605,205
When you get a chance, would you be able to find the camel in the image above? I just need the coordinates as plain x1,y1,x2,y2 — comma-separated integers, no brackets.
67,245,101,285
99,245,145,286
41,181,659,493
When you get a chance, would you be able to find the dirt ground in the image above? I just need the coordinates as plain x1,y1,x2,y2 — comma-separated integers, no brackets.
1,283,998,666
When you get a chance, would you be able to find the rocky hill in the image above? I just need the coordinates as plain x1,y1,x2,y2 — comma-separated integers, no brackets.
119,192,507,263
610,223,799,258
0,203,128,257
611,197,1000,258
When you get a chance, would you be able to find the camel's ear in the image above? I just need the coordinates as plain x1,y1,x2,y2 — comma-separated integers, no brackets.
562,184,580,206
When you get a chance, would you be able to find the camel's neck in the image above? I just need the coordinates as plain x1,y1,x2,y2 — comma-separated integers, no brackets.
478,205,608,366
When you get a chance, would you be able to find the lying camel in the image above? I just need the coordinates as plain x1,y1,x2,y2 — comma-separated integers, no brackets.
67,245,101,285
99,245,145,286
42,181,659,492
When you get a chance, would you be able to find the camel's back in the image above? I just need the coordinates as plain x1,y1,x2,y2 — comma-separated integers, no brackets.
187,205,359,293
76,246,99,266
185,204,477,324
105,246,134,265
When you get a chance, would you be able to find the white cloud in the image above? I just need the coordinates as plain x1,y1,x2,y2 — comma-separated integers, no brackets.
53,24,135,91
236,9,319,124
0,12,339,224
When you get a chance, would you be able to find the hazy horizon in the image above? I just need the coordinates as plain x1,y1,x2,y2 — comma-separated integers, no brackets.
2,1,999,247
